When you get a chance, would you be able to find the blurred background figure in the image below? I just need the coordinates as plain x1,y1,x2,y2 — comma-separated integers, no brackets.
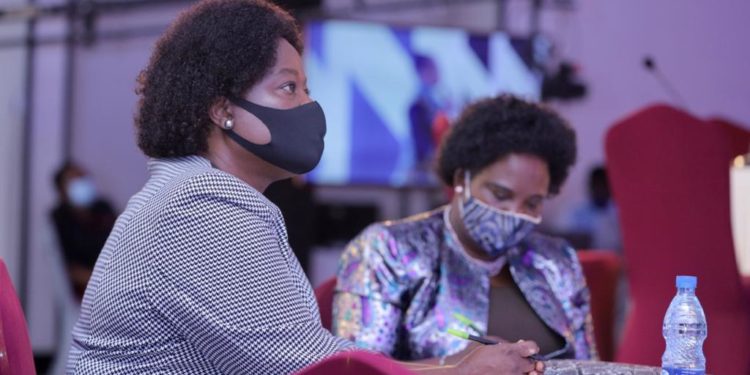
564,165,627,355
564,165,622,252
51,162,116,300
409,55,448,176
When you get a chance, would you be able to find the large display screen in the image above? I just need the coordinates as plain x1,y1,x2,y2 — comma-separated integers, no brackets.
304,20,541,186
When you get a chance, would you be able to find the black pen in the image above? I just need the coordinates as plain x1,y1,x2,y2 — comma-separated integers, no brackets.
447,328,498,345
447,328,547,361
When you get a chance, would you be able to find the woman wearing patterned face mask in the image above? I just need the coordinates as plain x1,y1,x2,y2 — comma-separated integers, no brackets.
333,95,596,364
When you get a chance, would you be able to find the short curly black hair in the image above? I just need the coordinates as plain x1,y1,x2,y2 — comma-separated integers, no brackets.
135,0,302,158
436,95,576,195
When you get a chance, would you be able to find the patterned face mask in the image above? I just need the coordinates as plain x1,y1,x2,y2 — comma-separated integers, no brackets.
458,171,541,259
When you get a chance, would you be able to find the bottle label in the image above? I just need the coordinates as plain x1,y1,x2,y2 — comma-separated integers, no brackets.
661,368,705,375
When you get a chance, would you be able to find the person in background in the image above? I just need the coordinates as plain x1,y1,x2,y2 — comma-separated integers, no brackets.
67,1,542,373
409,54,443,167
565,165,627,345
566,166,622,252
334,95,597,362
51,162,116,300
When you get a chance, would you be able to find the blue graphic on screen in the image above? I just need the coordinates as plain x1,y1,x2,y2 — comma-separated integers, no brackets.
304,20,541,186
349,81,400,183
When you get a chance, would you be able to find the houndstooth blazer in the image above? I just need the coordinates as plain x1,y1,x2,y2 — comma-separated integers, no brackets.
67,156,352,374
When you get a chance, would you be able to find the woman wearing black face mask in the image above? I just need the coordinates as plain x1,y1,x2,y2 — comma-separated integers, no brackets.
333,95,596,363
67,1,541,374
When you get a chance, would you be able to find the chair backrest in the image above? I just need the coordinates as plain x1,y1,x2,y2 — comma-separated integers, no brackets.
314,277,337,331
295,351,415,375
0,259,36,375
605,104,750,373
708,118,750,158
576,250,622,362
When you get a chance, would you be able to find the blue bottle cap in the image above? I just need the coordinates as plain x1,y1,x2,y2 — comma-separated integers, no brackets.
676,275,697,289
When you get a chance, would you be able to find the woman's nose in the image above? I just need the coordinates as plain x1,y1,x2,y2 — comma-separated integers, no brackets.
300,89,313,105
500,202,539,219
499,201,524,214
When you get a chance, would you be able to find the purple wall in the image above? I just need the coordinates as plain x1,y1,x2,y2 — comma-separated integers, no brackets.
535,0,750,225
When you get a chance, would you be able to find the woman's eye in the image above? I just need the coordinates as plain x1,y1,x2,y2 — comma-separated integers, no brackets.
526,201,541,211
492,193,511,201
281,83,296,94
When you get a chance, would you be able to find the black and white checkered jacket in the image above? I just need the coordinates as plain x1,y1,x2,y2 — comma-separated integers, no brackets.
67,156,353,374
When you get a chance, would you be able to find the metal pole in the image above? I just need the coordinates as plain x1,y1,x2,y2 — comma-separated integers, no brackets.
530,0,542,35
62,0,77,160
496,0,507,32
19,0,37,311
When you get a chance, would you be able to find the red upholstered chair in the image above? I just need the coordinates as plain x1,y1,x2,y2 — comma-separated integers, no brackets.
576,250,622,362
709,118,750,159
295,351,415,375
605,104,750,374
0,259,36,375
314,277,337,331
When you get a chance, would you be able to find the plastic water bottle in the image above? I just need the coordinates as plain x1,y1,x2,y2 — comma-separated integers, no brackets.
661,275,707,375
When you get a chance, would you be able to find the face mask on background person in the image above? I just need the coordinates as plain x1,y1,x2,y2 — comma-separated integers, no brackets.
67,177,98,208
457,171,541,260
224,96,326,174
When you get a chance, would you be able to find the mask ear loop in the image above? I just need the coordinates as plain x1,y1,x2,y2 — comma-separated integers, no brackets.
452,170,471,217
463,170,472,201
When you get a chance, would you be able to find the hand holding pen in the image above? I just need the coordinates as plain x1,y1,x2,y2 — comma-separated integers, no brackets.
447,313,545,374
406,329,544,374
447,328,548,362
450,312,563,362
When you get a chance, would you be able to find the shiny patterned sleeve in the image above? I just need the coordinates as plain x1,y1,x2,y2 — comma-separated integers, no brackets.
332,223,412,357
565,245,599,360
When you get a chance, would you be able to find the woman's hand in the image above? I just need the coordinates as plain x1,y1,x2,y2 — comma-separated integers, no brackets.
454,340,544,375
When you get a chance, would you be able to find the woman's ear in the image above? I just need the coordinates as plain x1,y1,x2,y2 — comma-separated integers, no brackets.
208,97,232,129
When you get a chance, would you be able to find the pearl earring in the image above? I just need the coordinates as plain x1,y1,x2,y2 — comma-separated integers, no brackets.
223,118,234,130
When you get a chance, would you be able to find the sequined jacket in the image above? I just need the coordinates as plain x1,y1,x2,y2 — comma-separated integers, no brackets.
333,207,597,361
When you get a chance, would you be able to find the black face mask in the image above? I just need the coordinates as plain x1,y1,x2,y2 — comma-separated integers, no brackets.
225,96,326,174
